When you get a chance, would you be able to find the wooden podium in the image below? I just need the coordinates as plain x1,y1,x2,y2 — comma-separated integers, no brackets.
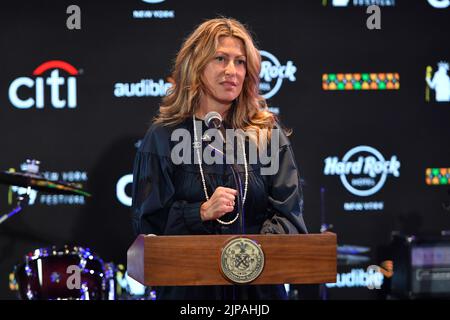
127,233,336,286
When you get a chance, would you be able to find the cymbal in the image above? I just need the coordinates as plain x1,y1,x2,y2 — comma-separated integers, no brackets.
0,171,91,197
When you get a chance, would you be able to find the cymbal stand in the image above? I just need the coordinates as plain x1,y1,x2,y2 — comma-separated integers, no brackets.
0,186,30,226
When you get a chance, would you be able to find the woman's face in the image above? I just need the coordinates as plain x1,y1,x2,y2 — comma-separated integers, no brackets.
202,36,247,106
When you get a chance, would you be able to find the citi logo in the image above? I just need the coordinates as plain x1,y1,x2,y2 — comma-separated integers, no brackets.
116,174,132,206
8,60,79,109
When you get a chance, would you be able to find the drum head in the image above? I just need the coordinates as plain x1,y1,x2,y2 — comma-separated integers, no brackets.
14,245,108,300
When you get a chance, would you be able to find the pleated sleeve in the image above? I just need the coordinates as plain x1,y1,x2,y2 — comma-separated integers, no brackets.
131,124,213,236
264,125,308,234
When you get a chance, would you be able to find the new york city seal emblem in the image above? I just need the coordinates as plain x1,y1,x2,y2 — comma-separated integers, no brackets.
221,238,265,284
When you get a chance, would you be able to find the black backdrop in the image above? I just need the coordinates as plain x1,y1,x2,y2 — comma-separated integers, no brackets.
0,0,449,300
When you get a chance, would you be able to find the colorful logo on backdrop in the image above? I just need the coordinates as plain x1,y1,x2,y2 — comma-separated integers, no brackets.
133,0,174,19
426,168,450,185
114,78,172,97
259,50,297,100
323,0,396,7
322,73,400,90
425,61,450,102
427,0,450,8
7,163,88,206
323,145,401,212
8,60,79,109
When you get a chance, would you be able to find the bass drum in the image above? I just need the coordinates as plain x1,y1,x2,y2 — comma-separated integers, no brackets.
13,245,114,300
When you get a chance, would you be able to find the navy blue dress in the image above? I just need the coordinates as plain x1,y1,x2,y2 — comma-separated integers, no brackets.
131,117,307,300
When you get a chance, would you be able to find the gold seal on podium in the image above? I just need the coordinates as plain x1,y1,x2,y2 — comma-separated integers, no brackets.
220,237,265,284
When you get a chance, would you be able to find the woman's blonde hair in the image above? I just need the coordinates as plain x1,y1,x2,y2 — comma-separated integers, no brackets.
153,17,276,136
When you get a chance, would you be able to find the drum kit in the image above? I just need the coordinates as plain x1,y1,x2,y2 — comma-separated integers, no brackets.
1,159,150,300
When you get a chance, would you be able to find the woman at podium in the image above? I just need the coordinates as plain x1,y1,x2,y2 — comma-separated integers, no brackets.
131,17,307,300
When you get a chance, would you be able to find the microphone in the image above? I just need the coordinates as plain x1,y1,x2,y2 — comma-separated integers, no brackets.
204,111,222,129
204,111,226,145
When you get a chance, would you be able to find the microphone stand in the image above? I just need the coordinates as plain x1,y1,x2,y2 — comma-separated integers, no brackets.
202,127,245,301
203,132,245,234
0,186,31,226
230,162,245,234
319,187,334,301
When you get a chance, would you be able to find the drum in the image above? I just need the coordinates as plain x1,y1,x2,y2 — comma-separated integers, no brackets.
12,245,114,300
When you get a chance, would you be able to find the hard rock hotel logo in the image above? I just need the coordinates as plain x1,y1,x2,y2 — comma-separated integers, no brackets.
133,0,175,19
427,0,450,8
324,146,401,212
259,50,297,99
259,50,297,114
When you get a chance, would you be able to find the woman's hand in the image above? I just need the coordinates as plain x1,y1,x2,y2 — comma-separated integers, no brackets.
200,187,237,221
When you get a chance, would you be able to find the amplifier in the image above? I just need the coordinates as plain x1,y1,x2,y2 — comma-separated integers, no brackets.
391,233,450,299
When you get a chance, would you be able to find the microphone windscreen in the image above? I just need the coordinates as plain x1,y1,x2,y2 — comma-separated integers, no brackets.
204,111,222,129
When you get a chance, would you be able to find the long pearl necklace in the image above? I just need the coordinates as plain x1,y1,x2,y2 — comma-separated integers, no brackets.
192,114,248,225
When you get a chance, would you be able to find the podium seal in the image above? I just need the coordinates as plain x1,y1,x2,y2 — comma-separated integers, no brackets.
220,237,265,284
